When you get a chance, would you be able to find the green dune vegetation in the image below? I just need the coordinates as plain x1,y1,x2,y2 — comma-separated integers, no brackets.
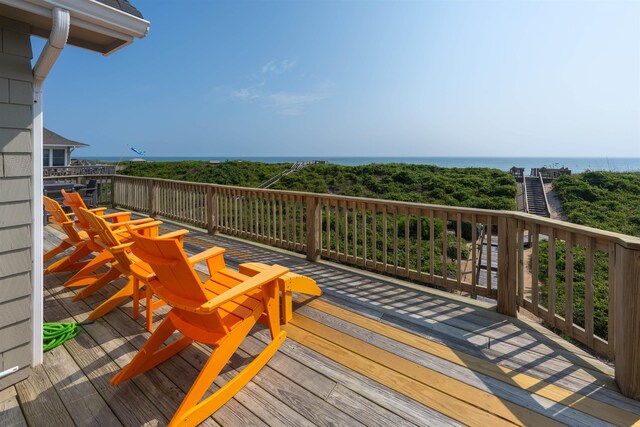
120,160,516,281
120,161,517,210
553,171,640,237
536,171,640,341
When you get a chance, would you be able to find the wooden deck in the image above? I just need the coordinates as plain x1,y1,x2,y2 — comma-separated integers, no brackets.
4,218,640,426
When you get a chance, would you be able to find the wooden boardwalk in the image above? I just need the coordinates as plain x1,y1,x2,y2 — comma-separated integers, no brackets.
4,219,640,426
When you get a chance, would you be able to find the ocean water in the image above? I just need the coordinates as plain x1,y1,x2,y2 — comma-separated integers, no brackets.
83,156,640,174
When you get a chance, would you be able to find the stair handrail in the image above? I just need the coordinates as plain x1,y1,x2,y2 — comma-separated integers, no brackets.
522,175,530,214
538,172,551,218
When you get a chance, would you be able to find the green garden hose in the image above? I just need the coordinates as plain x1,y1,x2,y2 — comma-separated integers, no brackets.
43,322,90,352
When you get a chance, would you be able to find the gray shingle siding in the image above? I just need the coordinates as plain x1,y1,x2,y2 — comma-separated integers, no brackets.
0,18,33,390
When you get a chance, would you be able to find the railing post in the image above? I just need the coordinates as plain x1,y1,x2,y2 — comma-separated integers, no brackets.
110,175,116,208
614,244,640,400
147,179,156,216
496,216,518,316
305,195,320,262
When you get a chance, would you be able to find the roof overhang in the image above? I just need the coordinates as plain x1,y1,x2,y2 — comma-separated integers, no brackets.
0,0,149,55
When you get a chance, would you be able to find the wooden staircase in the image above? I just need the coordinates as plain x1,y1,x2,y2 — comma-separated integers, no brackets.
524,176,549,217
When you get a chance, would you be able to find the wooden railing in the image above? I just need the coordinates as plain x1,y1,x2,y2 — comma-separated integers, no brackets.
43,165,115,177
43,174,114,206
45,174,640,399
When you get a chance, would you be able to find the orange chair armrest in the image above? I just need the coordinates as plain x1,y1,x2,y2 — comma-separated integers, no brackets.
113,222,162,239
128,221,163,232
89,207,108,214
110,241,134,253
197,265,288,314
158,229,190,240
101,211,131,222
188,247,225,266
108,217,155,230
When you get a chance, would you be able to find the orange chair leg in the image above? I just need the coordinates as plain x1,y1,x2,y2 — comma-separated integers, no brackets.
45,243,92,274
43,239,72,262
174,329,287,427
73,267,122,301
86,276,135,320
111,315,192,385
64,251,114,287
132,277,140,321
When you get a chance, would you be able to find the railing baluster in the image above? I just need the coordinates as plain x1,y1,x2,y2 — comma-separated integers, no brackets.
429,210,435,282
487,216,493,294
382,207,388,269
417,210,422,278
471,214,477,298
342,200,348,262
299,195,305,251
405,209,410,274
517,219,524,307
371,204,377,268
325,201,331,255
531,224,540,315
352,200,357,262
393,208,398,273
585,237,595,348
335,200,340,258
456,213,462,289
565,232,574,336
548,228,556,324
361,203,367,266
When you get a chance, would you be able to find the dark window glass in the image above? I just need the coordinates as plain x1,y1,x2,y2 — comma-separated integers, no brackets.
52,149,66,166
43,149,50,167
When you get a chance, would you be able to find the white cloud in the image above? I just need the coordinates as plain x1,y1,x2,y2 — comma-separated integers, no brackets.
261,59,297,74
229,62,333,115
232,87,260,100
267,90,331,115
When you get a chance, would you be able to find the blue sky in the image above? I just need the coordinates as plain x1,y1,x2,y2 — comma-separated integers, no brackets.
33,0,640,158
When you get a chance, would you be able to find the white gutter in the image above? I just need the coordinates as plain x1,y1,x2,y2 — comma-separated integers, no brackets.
31,6,70,366
0,0,149,54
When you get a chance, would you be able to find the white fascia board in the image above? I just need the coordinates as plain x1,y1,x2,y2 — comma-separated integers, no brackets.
0,0,148,51
45,0,149,38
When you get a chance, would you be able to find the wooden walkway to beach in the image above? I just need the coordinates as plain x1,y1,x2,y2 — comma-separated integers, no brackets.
4,218,640,426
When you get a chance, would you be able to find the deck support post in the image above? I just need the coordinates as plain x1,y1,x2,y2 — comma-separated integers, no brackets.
614,244,640,400
147,179,156,217
306,196,320,262
496,217,518,317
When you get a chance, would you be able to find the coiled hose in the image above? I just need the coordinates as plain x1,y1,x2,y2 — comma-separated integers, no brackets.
43,322,89,352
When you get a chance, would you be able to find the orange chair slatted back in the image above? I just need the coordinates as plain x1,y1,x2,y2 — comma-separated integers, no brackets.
80,208,132,271
60,188,91,230
127,229,208,307
43,196,83,243
61,189,92,231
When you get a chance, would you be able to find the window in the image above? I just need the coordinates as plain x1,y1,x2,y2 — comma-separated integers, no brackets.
52,149,66,166
43,149,50,167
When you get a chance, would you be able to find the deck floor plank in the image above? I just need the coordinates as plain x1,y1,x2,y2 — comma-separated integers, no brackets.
30,223,640,427
13,361,76,427
41,345,122,427
300,297,640,425
296,304,621,427
0,387,27,427
42,285,170,426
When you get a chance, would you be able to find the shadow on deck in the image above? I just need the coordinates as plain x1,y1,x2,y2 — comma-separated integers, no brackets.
6,219,640,426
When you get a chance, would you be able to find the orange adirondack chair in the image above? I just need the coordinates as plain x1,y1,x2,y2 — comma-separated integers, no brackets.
111,226,288,426
43,195,113,276
59,190,155,291
77,207,169,321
